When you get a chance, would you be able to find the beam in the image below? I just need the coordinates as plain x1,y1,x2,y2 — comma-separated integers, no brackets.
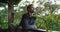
8,3,14,32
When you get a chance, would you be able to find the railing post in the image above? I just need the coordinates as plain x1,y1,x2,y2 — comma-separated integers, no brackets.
8,3,14,32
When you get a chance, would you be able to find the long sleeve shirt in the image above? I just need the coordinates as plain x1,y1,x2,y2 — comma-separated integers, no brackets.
19,13,37,29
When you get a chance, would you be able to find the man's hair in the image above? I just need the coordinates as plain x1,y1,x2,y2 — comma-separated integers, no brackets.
27,4,34,10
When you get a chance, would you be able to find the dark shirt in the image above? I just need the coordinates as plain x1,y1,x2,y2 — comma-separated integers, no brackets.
19,13,37,29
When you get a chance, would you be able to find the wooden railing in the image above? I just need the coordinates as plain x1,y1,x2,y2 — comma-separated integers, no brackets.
27,29,46,32
0,28,46,32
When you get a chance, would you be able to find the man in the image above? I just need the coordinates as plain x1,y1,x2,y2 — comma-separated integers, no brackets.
17,4,37,32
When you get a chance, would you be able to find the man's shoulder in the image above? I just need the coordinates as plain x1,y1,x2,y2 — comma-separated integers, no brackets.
23,13,29,17
23,13,28,16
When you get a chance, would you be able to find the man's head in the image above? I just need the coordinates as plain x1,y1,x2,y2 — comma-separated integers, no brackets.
27,4,35,13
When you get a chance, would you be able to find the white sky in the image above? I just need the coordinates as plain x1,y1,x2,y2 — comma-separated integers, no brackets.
0,0,60,14
0,7,4,10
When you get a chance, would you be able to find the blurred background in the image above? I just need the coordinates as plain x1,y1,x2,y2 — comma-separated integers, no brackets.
0,0,60,32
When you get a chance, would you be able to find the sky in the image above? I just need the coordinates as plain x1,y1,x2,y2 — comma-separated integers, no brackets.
0,7,4,10
0,0,60,14
17,0,60,14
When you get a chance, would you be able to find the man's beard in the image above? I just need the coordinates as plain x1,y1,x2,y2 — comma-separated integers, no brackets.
30,10,34,13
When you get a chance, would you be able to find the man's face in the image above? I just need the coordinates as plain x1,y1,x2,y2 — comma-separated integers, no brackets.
28,6,35,13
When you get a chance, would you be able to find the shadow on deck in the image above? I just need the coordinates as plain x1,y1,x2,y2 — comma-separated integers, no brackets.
0,29,7,32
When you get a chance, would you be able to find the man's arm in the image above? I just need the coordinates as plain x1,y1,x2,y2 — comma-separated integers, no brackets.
18,14,29,29
17,14,26,29
22,14,29,28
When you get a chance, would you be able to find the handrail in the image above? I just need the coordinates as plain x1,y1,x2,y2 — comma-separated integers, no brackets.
27,29,46,32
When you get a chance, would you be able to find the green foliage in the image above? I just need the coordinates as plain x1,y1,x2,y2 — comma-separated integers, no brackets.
0,0,60,31
36,14,60,31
